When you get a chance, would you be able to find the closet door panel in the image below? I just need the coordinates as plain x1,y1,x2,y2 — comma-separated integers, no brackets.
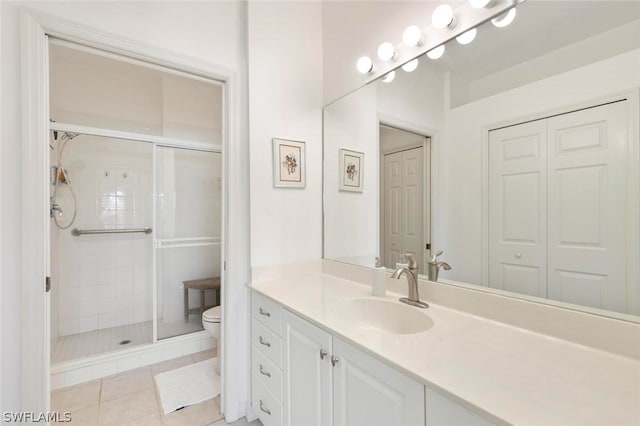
488,121,547,297
547,101,628,312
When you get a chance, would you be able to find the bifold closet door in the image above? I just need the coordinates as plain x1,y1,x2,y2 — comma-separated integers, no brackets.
155,146,222,339
546,102,628,312
488,121,548,297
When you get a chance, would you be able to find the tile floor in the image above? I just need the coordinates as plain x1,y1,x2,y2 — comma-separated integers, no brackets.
51,349,262,426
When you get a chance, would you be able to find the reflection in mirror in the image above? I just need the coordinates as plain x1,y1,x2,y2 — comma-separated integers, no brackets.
323,0,640,321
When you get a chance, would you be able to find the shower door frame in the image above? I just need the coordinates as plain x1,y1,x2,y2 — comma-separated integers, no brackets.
21,9,250,421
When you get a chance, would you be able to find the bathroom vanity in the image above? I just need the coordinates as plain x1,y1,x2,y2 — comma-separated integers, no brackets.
249,265,639,426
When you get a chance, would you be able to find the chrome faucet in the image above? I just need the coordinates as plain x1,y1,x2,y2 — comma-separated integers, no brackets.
427,250,451,282
391,254,429,308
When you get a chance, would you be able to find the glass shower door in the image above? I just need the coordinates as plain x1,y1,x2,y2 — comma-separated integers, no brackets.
154,146,222,340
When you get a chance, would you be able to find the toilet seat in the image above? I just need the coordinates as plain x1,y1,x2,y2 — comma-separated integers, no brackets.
203,305,221,323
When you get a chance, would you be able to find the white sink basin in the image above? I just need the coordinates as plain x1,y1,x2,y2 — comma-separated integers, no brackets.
327,298,434,335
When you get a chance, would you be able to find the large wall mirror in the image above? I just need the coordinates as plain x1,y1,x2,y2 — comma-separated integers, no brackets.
323,0,640,322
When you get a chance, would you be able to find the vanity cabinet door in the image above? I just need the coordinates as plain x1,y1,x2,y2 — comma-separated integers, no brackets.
282,310,333,426
332,337,425,426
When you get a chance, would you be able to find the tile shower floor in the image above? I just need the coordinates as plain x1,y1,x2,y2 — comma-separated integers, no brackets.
52,319,205,363
51,349,263,426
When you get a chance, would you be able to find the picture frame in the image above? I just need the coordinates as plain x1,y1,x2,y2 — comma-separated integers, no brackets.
272,138,306,188
339,148,364,192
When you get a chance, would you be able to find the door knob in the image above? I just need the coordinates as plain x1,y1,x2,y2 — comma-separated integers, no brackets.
320,349,327,360
331,355,339,367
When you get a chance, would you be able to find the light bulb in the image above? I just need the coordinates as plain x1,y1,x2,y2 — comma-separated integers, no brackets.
432,4,456,29
356,56,374,74
491,7,516,28
382,71,396,83
402,59,419,73
377,42,396,61
469,0,495,9
427,45,445,60
403,25,424,47
456,28,477,45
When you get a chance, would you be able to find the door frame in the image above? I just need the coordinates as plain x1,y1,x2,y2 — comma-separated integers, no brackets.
21,9,249,419
480,90,640,317
377,116,433,272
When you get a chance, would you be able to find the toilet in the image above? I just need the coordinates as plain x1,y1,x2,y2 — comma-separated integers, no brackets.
202,305,221,374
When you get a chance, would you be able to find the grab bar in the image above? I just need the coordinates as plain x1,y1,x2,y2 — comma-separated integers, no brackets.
71,227,152,236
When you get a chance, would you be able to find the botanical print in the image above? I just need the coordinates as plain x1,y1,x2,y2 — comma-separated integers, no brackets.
273,138,306,188
344,155,360,186
282,153,298,175
279,144,302,182
339,148,364,192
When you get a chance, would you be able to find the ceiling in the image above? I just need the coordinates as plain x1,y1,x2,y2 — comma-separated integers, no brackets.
432,0,640,81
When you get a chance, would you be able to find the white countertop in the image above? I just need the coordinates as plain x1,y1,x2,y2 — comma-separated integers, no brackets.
251,273,640,426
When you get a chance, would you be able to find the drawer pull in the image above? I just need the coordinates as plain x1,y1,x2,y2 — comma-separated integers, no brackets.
259,336,271,347
259,307,271,317
259,364,271,378
259,400,271,415
331,355,339,367
320,349,327,360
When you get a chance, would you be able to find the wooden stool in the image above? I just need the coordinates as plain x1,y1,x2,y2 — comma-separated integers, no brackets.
183,277,221,322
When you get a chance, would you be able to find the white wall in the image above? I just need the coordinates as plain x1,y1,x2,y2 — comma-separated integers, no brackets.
0,0,248,419
440,49,640,286
324,85,379,264
248,1,323,268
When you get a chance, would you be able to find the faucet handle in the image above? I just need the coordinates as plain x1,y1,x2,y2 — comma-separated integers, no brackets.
403,253,418,269
430,250,443,263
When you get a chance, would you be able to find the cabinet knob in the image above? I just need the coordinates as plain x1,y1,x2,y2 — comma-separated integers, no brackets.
259,364,271,378
320,349,327,360
331,355,339,367
515,252,522,259
259,336,271,347
259,307,271,317
259,400,271,416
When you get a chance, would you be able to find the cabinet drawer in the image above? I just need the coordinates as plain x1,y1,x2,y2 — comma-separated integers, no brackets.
252,319,283,368
252,344,283,401
252,373,283,426
252,291,282,335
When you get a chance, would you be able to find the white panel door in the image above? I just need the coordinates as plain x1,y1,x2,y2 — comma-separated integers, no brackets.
402,147,424,273
488,121,547,297
384,151,403,269
282,310,333,426
383,147,424,273
547,101,628,312
333,337,425,426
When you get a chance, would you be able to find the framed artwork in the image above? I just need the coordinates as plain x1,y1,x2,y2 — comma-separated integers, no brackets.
272,138,306,188
339,148,364,192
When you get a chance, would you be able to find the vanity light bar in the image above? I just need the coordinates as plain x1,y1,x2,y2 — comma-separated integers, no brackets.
355,0,524,81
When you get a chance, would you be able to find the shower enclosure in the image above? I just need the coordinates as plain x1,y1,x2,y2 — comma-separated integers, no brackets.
49,40,223,364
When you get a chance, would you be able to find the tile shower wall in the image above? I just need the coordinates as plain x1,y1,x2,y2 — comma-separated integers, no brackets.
55,136,153,336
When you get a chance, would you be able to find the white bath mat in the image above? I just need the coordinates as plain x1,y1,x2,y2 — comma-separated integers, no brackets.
154,358,220,414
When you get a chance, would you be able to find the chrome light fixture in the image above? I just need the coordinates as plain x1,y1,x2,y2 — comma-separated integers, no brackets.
491,7,516,28
356,56,374,74
377,42,396,61
456,28,477,45
432,4,456,29
403,25,425,47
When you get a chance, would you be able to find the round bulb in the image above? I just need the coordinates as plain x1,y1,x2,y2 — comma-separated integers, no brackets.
356,56,373,74
382,71,396,83
469,0,494,9
491,7,516,28
456,28,477,45
432,4,455,29
427,45,445,60
401,59,419,73
377,42,396,61
402,25,424,47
